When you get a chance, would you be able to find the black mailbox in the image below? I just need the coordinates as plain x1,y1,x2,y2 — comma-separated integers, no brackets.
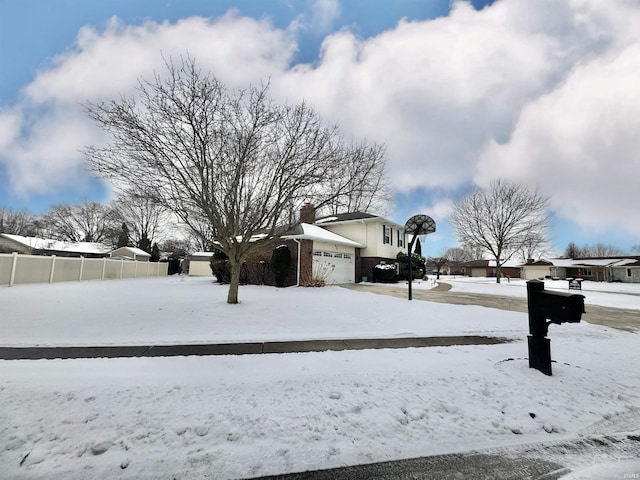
526,280,586,376
530,290,585,324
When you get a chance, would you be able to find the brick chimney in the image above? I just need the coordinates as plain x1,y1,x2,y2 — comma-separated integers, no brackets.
300,203,316,224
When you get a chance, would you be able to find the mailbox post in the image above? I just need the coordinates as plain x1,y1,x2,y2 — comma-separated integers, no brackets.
526,280,585,376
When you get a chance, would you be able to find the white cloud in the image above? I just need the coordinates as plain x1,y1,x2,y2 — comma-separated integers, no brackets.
1,0,640,240
1,13,296,198
310,0,341,32
476,41,640,237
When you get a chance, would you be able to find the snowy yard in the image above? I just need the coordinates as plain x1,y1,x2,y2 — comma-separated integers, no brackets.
1,277,639,479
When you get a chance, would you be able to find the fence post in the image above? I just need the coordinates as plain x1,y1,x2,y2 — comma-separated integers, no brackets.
134,260,138,278
79,256,85,281
102,257,107,280
49,255,56,283
120,259,124,279
9,252,18,287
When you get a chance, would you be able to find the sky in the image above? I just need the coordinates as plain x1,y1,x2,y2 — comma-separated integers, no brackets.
1,0,639,257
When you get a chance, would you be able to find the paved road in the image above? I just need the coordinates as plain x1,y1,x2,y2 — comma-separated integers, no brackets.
340,282,640,332
252,430,640,480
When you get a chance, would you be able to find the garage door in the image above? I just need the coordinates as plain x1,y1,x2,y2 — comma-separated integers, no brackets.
312,251,355,284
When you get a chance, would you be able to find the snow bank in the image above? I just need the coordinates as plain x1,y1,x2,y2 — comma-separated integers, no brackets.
0,277,638,478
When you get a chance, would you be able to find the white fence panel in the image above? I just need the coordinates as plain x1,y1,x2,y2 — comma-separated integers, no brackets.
52,257,81,283
0,253,168,286
0,255,14,285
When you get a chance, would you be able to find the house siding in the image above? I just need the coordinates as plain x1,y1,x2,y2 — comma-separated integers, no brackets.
0,237,31,254
322,221,405,260
521,265,552,280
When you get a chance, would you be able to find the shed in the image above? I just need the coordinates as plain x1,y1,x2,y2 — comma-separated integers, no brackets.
110,246,151,261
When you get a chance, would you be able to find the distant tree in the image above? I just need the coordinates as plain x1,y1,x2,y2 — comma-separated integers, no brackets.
426,256,447,279
0,208,36,235
159,237,192,258
138,234,152,254
517,230,552,262
42,201,119,244
150,242,161,262
564,242,584,258
564,242,626,258
112,190,167,250
442,246,475,264
451,179,549,283
414,237,422,256
117,223,130,247
85,57,389,303
590,243,626,257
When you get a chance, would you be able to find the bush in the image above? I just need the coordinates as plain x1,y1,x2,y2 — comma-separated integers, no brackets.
270,245,292,288
373,262,397,283
300,261,332,287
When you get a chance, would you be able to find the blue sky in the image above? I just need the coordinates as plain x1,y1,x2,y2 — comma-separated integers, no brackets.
1,0,639,257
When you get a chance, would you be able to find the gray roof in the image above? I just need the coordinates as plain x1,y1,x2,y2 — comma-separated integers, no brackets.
315,212,378,223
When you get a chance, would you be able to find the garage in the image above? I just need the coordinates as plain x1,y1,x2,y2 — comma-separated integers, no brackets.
313,250,355,284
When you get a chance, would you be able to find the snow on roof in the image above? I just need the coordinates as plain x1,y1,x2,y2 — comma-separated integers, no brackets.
191,252,216,258
112,246,151,257
284,223,364,248
1,233,111,255
550,258,638,267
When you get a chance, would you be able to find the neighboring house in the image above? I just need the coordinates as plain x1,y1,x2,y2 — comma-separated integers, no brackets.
110,246,151,262
0,233,111,258
461,259,522,279
549,257,640,283
200,204,407,286
520,259,553,280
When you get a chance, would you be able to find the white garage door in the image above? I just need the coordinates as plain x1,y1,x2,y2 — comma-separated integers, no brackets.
312,251,355,284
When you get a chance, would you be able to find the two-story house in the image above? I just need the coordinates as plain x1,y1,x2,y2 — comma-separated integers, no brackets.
312,211,406,283
189,204,408,285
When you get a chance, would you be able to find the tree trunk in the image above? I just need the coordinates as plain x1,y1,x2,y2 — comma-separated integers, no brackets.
495,258,501,284
227,261,242,304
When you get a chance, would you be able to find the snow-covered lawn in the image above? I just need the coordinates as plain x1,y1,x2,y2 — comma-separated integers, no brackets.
1,277,639,479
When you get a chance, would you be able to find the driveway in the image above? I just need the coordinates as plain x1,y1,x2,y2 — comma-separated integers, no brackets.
340,282,640,332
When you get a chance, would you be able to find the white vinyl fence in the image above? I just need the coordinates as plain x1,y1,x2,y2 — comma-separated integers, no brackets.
0,253,168,287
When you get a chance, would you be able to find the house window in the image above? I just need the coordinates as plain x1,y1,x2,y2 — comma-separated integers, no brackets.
313,251,322,257
397,231,405,248
383,225,391,245
323,252,333,257
343,254,351,260
334,253,343,258
627,268,633,278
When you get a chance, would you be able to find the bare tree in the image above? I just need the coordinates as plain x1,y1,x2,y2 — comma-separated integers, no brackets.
564,242,627,258
112,190,168,251
41,200,119,244
84,57,389,303
517,230,553,262
589,243,626,257
0,208,37,235
442,246,475,264
451,179,549,283
315,142,392,216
